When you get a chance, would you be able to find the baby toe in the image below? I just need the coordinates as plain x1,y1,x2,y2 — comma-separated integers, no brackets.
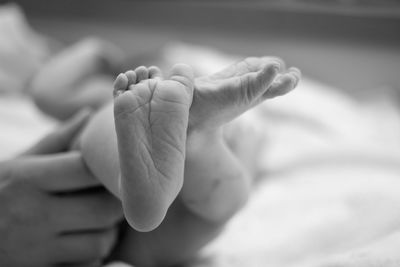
148,66,163,79
288,67,302,87
169,63,194,89
113,73,129,97
257,61,281,87
135,66,149,82
238,61,280,102
263,73,296,99
169,64,194,95
263,56,286,70
125,70,137,85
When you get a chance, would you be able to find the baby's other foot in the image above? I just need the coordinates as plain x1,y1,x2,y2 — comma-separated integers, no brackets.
113,64,194,232
180,57,300,224
191,57,301,130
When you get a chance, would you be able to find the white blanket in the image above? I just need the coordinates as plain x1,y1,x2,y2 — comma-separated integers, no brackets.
164,43,400,267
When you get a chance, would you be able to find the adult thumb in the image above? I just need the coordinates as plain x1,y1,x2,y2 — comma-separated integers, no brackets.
22,108,92,155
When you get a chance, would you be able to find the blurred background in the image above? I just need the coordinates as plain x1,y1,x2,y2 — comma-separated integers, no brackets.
5,0,400,99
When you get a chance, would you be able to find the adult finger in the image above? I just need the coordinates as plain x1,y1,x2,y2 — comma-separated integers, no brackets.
16,151,100,191
49,189,123,232
22,108,92,156
51,229,118,264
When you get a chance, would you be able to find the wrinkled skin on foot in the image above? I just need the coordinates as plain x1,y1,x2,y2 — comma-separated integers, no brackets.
113,64,194,232
190,56,300,131
113,57,300,232
181,57,301,220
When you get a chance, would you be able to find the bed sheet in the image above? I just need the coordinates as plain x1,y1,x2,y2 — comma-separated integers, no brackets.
164,43,400,267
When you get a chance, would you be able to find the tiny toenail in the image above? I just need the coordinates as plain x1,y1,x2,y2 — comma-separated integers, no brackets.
274,74,283,84
294,77,300,87
114,89,123,98
289,74,298,87
269,63,281,74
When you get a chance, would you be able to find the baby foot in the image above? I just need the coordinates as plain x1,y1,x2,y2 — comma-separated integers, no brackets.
113,64,194,232
191,57,301,130
181,57,300,223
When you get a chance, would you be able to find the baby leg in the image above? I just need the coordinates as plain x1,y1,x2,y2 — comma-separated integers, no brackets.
182,57,301,222
113,64,194,232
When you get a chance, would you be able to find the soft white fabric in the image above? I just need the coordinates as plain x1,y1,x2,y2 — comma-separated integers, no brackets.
164,43,400,267
194,80,400,267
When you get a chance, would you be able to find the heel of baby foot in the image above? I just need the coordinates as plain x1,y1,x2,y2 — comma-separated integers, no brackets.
121,193,169,232
120,178,171,232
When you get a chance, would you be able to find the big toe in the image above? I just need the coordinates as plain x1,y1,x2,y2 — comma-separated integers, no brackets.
264,67,301,99
169,63,194,90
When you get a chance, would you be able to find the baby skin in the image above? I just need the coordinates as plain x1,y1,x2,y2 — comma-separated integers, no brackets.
32,52,301,265
113,64,195,231
110,59,300,232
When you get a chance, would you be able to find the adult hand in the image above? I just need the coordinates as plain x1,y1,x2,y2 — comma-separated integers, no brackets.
0,110,124,267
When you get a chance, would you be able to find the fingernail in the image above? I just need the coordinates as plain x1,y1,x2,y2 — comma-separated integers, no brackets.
274,74,284,84
292,71,301,88
271,61,282,71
